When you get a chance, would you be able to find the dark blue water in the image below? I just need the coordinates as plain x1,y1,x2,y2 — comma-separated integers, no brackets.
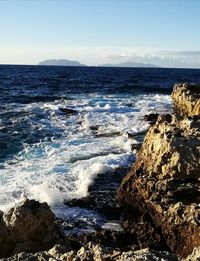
1,65,200,161
1,65,200,104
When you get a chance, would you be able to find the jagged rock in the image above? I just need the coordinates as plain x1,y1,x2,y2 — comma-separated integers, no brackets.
48,244,71,259
144,113,160,124
183,247,200,261
52,242,177,261
0,198,69,258
172,83,200,117
117,114,200,259
4,198,56,242
0,243,177,261
113,248,177,261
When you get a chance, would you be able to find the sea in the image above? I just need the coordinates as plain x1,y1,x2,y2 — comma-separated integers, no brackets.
0,65,200,230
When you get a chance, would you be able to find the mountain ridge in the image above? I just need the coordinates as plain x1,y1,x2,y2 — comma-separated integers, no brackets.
98,61,158,68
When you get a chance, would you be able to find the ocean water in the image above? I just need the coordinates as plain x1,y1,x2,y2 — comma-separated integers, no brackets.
0,65,200,222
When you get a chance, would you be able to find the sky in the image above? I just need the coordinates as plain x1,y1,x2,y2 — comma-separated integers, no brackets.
0,0,200,68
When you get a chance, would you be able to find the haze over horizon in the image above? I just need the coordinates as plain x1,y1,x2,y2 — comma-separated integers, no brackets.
0,0,200,68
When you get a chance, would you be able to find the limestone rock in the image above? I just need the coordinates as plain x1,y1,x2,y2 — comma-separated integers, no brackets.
183,247,200,261
4,198,56,242
117,115,200,259
0,198,69,258
113,248,177,261
0,244,177,261
172,83,200,117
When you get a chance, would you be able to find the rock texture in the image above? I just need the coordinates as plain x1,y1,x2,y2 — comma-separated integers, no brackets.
0,243,177,261
117,83,200,259
183,247,200,261
0,198,68,258
172,83,200,117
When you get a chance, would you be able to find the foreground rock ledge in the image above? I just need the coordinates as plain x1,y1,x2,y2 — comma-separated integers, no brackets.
117,83,200,259
0,243,178,261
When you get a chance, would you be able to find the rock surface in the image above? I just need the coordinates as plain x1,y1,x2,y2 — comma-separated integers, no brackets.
59,107,78,115
0,198,68,258
172,83,200,117
144,113,160,125
0,243,177,261
183,247,200,261
117,83,200,259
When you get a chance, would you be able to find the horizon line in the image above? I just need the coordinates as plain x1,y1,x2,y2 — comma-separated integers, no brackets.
0,63,200,70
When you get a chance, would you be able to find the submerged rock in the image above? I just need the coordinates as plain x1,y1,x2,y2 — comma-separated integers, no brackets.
59,107,78,115
144,113,159,124
117,83,200,259
94,131,122,138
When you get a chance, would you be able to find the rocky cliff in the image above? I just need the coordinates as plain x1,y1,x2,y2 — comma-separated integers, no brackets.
117,83,200,259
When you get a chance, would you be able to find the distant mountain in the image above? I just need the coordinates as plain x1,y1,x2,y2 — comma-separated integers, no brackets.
38,59,86,66
38,59,158,68
99,61,158,68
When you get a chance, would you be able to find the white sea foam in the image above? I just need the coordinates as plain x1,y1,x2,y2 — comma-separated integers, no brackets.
0,93,172,214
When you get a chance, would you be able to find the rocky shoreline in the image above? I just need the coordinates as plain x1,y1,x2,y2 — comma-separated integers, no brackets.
0,83,199,260
117,83,200,260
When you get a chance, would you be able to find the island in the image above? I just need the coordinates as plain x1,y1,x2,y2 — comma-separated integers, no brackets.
38,59,86,67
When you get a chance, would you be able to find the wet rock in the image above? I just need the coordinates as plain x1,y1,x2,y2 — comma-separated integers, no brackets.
59,107,78,115
65,167,129,220
66,191,121,220
89,125,100,132
172,83,200,117
144,113,173,126
131,142,142,152
126,130,147,139
0,198,69,258
94,131,122,138
144,113,159,124
117,114,200,259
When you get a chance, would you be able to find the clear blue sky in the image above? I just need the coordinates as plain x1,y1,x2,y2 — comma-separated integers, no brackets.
0,0,200,67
